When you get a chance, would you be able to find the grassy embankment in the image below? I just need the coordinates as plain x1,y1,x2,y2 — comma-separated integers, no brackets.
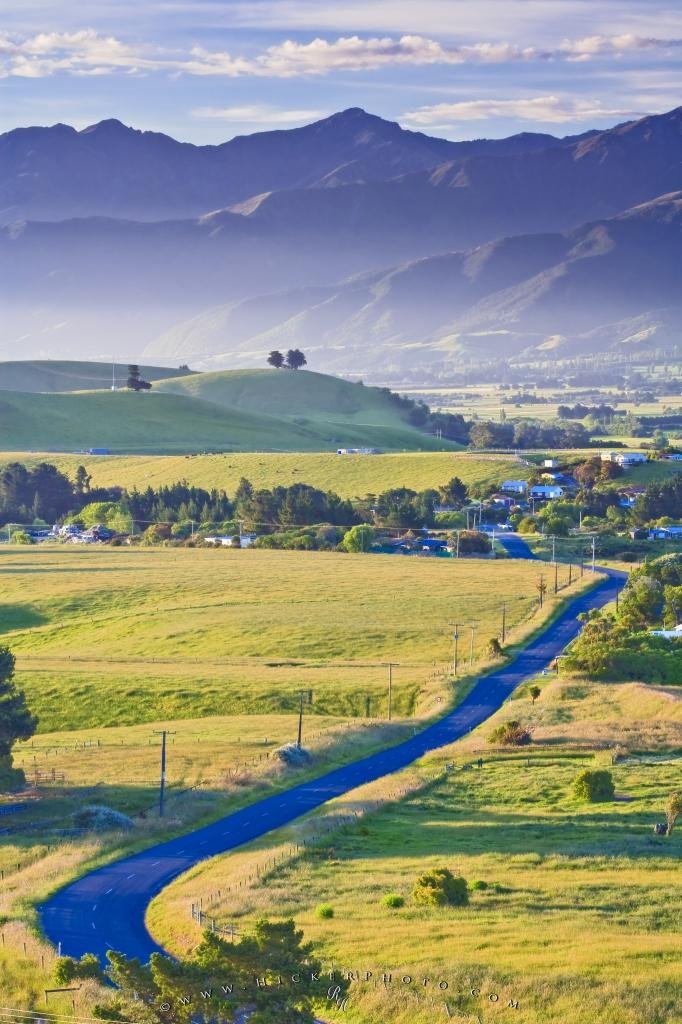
2,546,583,731
150,675,682,1024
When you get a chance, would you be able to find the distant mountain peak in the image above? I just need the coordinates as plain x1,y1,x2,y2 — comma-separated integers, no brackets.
80,118,135,136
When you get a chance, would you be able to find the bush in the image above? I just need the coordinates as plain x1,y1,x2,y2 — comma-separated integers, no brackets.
381,893,405,909
413,868,469,907
274,743,312,767
573,769,615,803
487,720,532,746
11,530,34,545
54,953,103,984
73,805,135,831
469,880,489,891
316,903,334,919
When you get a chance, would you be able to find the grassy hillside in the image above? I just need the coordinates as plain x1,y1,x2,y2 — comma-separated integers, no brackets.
151,676,682,1024
154,368,417,427
0,388,450,454
0,360,191,393
0,451,526,496
2,546,583,731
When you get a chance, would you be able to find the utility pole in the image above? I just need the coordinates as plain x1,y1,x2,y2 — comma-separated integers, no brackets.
568,562,573,586
537,574,546,609
501,602,507,644
591,536,596,573
554,559,559,595
296,689,313,748
469,623,477,667
386,663,398,720
152,730,175,817
551,535,556,563
449,623,463,676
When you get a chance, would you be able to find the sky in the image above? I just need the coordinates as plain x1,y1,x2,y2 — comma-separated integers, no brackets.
0,0,681,143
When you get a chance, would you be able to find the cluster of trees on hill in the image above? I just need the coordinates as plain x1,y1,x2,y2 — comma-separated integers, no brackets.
565,554,682,682
469,419,591,449
266,349,307,370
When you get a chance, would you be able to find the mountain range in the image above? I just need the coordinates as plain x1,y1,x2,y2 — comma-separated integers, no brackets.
1,105,680,373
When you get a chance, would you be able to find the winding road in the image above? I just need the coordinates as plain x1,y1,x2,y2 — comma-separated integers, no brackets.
40,544,625,964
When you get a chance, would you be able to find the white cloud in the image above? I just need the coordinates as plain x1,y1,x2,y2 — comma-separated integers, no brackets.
403,96,642,127
1,27,681,80
192,104,326,124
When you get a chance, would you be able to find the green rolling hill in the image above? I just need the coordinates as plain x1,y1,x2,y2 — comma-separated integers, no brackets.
0,360,192,393
0,376,454,454
153,368,415,427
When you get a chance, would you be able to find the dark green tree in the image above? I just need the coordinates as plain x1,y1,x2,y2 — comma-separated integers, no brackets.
126,365,152,391
74,465,92,495
0,647,37,790
285,349,307,370
100,920,347,1024
267,350,285,369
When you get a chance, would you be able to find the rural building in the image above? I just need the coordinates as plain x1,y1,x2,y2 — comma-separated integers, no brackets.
205,533,258,548
336,447,380,455
501,480,528,494
615,452,648,467
530,484,564,500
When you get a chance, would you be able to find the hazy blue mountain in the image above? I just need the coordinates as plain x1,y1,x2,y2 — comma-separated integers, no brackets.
143,193,682,372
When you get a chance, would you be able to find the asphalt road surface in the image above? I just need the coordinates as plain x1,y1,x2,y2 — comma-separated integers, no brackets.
41,550,625,964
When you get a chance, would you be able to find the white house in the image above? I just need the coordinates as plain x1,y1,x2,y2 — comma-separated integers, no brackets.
614,452,647,467
205,534,258,548
501,479,528,494
530,485,564,500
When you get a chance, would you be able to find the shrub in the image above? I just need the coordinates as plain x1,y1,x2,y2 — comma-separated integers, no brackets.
274,743,312,767
316,903,334,919
573,769,615,803
665,791,682,836
54,953,103,984
413,868,469,907
487,720,532,746
381,893,405,909
73,805,135,831
469,880,489,891
487,637,503,659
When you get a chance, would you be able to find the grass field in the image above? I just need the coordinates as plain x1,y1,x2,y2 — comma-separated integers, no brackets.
0,450,530,499
150,676,682,1024
1,546,582,731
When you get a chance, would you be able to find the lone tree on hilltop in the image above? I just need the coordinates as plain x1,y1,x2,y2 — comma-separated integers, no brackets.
126,365,152,391
0,646,37,791
267,350,285,369
285,348,307,370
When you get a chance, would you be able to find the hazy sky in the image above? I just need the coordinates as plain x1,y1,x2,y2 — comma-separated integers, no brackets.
1,1,680,141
